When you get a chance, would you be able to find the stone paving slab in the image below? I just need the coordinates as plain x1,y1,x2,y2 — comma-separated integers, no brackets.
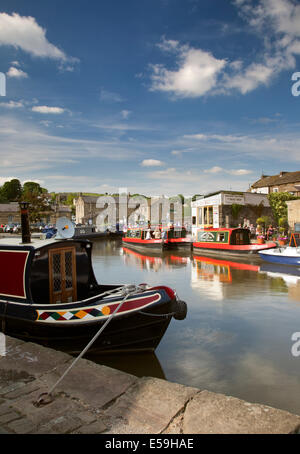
39,357,137,409
183,390,300,434
1,337,70,376
103,377,199,434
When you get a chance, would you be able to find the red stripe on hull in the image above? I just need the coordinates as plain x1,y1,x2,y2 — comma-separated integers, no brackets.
193,242,277,252
123,238,163,245
112,293,161,314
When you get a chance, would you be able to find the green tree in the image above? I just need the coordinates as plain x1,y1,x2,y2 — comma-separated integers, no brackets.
22,182,52,223
0,179,22,202
268,192,298,224
23,181,47,195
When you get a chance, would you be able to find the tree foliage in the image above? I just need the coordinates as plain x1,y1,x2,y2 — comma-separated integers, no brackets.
0,179,52,223
0,179,22,202
268,192,298,223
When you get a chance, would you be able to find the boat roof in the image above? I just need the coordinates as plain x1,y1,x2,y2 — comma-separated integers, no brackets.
200,227,248,232
0,237,80,250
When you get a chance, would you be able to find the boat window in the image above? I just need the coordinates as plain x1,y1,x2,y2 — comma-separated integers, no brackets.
126,229,141,238
217,233,226,242
49,247,77,304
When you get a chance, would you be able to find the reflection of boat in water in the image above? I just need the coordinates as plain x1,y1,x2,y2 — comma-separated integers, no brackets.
191,255,260,300
193,228,276,257
123,247,190,272
259,262,300,302
193,255,260,284
259,262,300,282
87,351,166,380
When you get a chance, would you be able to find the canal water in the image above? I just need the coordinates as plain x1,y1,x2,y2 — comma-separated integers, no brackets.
88,238,300,416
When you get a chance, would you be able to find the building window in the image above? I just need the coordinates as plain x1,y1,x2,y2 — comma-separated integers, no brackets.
203,206,213,226
273,187,278,193
192,216,196,225
197,207,203,225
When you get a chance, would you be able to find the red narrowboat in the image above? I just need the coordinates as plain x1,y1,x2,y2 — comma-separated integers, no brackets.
193,228,277,257
0,232,187,355
122,227,191,252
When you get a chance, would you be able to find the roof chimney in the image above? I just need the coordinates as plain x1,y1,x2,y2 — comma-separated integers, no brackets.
19,202,31,244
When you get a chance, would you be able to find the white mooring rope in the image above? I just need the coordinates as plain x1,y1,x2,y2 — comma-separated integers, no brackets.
35,284,144,407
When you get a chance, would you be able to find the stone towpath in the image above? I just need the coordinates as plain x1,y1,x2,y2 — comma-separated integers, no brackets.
0,336,299,434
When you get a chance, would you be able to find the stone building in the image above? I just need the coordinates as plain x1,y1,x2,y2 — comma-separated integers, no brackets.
250,171,300,196
74,194,151,228
49,205,72,224
0,202,72,227
286,199,300,232
191,191,273,236
0,202,20,225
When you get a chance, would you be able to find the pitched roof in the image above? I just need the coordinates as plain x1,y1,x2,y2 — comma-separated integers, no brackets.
252,171,300,188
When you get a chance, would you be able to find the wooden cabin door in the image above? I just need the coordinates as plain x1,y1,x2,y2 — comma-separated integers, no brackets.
49,247,77,304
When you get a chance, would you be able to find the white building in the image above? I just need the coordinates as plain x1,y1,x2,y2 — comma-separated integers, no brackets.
191,191,272,237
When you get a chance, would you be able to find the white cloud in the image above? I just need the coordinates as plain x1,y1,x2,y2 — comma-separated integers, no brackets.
0,12,78,67
204,166,252,175
204,166,223,174
180,130,300,162
229,169,253,175
6,66,28,78
100,89,124,103
121,110,131,119
140,159,165,167
0,176,20,186
149,1,300,98
0,100,24,109
150,38,227,98
32,106,65,114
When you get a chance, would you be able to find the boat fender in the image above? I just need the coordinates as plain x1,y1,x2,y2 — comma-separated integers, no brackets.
173,299,187,321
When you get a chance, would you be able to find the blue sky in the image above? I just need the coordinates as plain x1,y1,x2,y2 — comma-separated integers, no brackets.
0,0,300,196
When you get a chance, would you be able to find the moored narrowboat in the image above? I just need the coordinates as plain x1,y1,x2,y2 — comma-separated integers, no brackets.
0,208,187,355
122,227,191,252
193,228,277,257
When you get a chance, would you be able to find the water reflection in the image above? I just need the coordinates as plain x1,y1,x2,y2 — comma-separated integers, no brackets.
259,263,300,305
90,239,300,415
87,352,166,379
122,246,190,272
191,255,260,301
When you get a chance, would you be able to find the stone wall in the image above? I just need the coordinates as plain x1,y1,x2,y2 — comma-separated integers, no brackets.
287,199,300,231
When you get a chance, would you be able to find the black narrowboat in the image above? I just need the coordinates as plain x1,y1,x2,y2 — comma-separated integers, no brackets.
0,211,187,354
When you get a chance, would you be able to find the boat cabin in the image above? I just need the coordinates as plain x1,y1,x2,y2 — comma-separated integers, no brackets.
195,228,251,246
124,227,187,240
0,238,99,305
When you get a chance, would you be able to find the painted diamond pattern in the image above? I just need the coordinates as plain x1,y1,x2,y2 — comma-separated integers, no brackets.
36,293,160,322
